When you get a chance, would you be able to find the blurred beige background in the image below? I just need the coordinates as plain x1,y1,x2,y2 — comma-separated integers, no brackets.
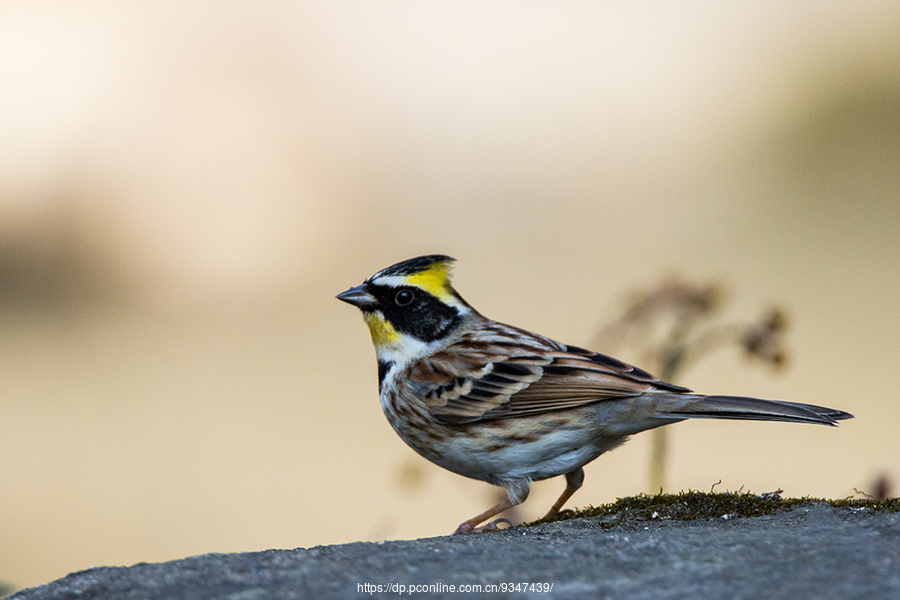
1,0,898,591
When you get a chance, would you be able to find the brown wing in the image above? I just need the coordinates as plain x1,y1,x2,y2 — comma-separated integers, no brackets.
407,321,690,425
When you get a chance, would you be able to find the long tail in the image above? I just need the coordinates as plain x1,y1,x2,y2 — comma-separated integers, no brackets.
667,395,853,426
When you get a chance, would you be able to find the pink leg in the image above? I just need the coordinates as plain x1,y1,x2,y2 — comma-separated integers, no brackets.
543,468,584,519
453,497,516,534
454,479,530,534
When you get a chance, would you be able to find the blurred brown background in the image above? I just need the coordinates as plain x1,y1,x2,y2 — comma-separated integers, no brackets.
1,0,898,591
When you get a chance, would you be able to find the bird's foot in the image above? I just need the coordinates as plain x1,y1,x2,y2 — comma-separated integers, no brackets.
453,518,513,534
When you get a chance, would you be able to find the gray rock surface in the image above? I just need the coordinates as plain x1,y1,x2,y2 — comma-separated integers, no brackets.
8,503,900,600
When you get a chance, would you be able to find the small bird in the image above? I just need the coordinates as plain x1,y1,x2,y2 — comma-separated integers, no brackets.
337,254,853,534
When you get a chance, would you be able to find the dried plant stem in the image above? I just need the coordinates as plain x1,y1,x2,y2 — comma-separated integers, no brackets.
594,277,788,493
648,429,669,492
647,342,685,492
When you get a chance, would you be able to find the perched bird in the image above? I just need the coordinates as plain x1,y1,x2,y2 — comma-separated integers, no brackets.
337,254,853,534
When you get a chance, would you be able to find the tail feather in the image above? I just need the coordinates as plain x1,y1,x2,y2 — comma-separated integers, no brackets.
669,395,854,426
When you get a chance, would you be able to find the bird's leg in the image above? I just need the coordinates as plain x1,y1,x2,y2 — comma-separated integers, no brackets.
543,468,584,519
454,480,530,534
452,498,514,534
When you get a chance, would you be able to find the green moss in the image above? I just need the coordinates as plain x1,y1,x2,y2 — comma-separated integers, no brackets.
525,490,900,529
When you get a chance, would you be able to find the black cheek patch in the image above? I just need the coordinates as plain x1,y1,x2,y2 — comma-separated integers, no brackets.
376,287,460,343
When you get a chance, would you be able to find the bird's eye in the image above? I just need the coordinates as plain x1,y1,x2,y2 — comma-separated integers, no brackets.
395,290,415,306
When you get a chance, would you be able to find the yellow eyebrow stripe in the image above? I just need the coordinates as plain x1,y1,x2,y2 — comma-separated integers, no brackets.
405,263,454,302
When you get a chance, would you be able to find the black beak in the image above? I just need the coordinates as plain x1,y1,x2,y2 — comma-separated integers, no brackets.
336,284,377,308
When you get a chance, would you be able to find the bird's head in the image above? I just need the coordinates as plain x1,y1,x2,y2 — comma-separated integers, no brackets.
337,254,474,363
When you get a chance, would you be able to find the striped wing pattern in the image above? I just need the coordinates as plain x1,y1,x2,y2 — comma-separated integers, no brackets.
408,322,689,425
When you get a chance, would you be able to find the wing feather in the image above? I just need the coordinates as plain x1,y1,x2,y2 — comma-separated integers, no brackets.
407,322,689,424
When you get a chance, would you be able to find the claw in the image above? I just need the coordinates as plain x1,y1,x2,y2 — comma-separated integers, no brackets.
451,494,519,534
478,518,513,532
453,522,474,535
454,517,513,534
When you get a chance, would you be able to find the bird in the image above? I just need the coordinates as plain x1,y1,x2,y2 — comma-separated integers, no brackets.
336,254,853,534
